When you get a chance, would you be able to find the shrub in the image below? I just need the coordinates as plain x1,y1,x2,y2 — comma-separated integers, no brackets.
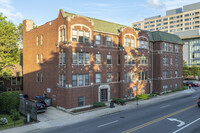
10,109,20,120
0,91,19,113
183,85,188,90
112,98,126,105
93,102,106,107
148,93,157,98
137,94,149,100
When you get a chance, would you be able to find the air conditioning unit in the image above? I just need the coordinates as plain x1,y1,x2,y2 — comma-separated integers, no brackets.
158,51,162,54
56,43,59,47
65,84,68,88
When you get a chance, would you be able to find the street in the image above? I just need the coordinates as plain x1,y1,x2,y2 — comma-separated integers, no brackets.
35,87,200,133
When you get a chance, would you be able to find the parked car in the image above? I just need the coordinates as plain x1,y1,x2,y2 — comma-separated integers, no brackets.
32,100,47,113
186,81,199,87
197,97,200,107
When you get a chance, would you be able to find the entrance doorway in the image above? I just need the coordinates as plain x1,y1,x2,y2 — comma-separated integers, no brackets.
100,89,108,102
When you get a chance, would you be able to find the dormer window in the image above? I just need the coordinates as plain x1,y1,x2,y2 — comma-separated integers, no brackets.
124,38,135,47
58,25,66,42
79,31,84,43
72,30,77,41
71,30,90,43
138,37,148,49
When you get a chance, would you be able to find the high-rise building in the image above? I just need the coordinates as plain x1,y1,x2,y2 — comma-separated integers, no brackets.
132,2,200,65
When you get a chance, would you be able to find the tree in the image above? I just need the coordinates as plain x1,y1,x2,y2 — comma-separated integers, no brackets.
0,13,20,78
183,60,190,77
191,65,199,78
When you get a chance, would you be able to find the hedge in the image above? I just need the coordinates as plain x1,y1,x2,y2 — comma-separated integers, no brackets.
0,91,19,113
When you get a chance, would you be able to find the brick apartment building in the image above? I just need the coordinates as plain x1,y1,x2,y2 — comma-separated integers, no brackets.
23,9,183,109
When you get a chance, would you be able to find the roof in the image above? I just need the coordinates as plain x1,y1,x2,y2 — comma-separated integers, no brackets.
63,11,183,45
151,31,184,45
64,11,128,34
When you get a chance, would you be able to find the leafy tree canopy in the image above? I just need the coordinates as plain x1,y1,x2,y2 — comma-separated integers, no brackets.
0,13,20,78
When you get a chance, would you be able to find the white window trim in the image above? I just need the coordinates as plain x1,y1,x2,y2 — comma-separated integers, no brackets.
123,33,136,48
58,25,67,42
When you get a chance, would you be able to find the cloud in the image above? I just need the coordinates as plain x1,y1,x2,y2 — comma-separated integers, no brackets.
147,0,166,10
0,0,23,22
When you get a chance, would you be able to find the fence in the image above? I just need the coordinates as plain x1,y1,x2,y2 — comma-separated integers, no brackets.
19,99,37,121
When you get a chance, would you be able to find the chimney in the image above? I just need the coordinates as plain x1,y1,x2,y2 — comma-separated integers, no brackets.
23,20,33,32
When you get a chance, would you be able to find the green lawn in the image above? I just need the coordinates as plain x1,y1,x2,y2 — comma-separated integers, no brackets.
0,114,26,130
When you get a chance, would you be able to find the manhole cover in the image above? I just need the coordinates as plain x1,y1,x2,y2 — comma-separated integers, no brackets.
120,116,125,118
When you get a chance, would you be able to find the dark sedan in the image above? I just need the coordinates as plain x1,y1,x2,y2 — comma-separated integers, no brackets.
32,100,47,113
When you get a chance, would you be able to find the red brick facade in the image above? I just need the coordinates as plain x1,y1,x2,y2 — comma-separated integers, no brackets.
23,10,183,109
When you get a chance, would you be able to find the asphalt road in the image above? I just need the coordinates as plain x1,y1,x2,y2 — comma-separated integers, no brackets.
37,87,200,133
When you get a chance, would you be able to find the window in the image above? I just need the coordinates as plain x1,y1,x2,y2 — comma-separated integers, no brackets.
106,36,112,46
95,35,101,45
163,71,168,79
175,83,178,89
95,73,101,83
85,32,89,43
72,30,77,41
59,28,66,42
72,75,77,86
72,74,90,87
85,74,89,85
78,96,84,107
124,38,135,47
107,73,112,82
41,73,43,82
72,53,78,64
117,72,120,82
138,39,148,49
175,71,178,77
125,55,135,65
118,55,120,65
37,54,39,64
59,74,66,87
72,52,90,64
78,52,83,64
72,30,90,43
169,44,173,52
162,85,168,92
107,55,112,64
15,78,22,85
175,56,178,65
175,45,178,52
162,43,168,51
79,31,84,43
170,71,173,77
59,52,66,65
96,54,101,64
41,35,43,45
11,77,16,85
138,56,147,64
78,75,83,86
125,72,135,82
163,56,168,65
170,56,173,65
36,72,40,82
85,53,90,64
138,72,147,80
36,36,39,46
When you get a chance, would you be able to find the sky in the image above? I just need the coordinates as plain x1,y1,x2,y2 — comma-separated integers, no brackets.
0,0,200,27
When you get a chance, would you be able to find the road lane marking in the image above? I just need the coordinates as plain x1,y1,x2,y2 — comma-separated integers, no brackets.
173,117,200,133
160,104,170,108
122,104,196,133
167,118,185,127
98,120,118,128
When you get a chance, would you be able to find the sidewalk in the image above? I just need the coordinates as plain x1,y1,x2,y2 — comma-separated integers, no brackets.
1,89,195,133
